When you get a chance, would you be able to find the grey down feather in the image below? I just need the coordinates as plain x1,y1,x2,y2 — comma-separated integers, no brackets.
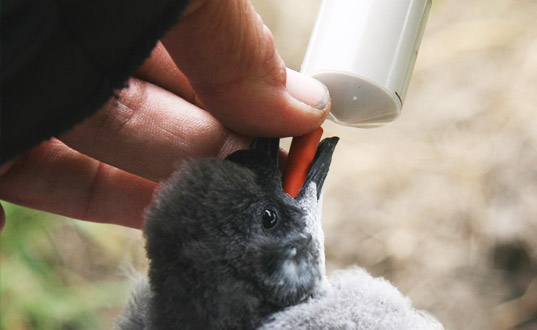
116,137,444,330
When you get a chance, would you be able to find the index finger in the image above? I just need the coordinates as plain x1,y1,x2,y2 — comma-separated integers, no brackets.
60,78,250,183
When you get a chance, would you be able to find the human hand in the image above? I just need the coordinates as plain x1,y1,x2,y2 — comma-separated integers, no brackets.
0,0,331,230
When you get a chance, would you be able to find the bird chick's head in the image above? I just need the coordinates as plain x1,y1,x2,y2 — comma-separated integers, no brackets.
144,137,338,309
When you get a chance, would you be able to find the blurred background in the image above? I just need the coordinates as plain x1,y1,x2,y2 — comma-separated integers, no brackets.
2,0,537,328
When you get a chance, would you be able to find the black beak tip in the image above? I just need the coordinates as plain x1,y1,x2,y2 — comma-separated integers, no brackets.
226,136,338,200
250,137,280,167
225,137,281,185
298,136,339,199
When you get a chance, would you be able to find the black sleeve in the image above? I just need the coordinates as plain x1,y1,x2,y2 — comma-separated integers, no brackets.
1,0,191,163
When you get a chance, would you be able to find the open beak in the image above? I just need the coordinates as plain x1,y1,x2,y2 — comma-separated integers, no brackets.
297,137,339,200
227,136,338,200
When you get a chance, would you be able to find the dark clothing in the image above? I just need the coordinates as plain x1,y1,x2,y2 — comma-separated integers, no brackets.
1,0,191,163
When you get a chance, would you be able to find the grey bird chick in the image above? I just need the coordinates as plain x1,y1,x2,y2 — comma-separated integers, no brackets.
117,137,337,330
117,137,444,330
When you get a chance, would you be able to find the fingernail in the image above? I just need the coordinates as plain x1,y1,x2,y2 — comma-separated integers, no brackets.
286,68,329,111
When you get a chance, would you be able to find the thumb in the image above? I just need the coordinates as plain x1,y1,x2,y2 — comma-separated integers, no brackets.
161,0,330,137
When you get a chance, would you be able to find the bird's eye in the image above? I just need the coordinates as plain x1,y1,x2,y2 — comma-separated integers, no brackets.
262,209,278,229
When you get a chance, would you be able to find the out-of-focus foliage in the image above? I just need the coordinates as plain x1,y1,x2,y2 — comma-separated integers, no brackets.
0,203,137,329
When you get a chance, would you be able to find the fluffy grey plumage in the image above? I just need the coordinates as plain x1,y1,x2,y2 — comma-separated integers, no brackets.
117,277,152,330
260,267,443,330
116,137,443,330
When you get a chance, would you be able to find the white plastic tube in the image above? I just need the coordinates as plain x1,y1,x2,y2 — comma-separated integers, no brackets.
301,0,432,127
